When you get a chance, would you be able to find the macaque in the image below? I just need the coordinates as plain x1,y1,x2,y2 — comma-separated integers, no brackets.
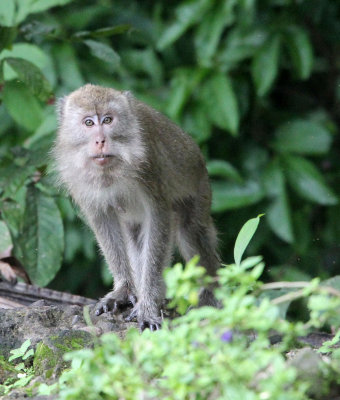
54,84,219,331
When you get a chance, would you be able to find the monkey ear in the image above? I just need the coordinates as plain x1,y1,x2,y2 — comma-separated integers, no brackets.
56,96,67,122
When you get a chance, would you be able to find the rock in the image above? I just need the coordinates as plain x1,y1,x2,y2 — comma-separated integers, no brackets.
0,303,137,398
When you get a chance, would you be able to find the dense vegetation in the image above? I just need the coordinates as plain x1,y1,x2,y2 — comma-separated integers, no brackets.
0,0,339,302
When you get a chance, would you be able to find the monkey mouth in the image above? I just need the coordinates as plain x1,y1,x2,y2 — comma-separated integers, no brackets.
92,154,114,166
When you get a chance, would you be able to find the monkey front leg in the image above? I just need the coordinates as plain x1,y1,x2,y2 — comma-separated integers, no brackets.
85,208,137,316
126,206,173,331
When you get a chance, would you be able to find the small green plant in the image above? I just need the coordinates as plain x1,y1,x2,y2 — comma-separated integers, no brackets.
0,339,35,396
35,216,340,400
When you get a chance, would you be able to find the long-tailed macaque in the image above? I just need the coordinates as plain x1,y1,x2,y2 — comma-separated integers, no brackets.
54,84,219,331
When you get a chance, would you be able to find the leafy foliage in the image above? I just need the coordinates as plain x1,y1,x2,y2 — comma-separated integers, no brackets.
0,339,35,396
35,218,340,400
0,0,339,294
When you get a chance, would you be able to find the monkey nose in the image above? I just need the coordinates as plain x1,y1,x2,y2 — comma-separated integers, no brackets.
95,138,105,150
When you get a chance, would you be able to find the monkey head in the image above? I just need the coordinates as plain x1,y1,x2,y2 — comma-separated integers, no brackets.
54,84,145,184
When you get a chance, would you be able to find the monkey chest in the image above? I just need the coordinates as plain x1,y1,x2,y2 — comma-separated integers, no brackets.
105,183,148,223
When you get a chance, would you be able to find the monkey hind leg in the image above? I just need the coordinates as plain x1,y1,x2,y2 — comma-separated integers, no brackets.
177,216,220,276
175,197,220,308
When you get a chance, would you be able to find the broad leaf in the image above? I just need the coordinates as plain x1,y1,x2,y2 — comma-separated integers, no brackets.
202,73,239,135
211,180,264,212
4,57,53,101
157,0,212,50
0,0,15,26
234,215,263,266
183,105,211,144
273,120,332,155
1,197,26,238
3,80,43,131
252,35,280,97
72,25,130,39
166,68,205,119
53,43,84,90
284,26,313,80
0,220,12,255
18,185,64,286
218,27,267,71
263,160,294,243
84,40,120,68
122,48,163,86
0,27,17,51
195,0,236,67
207,160,242,182
14,0,73,24
284,155,337,205
0,43,54,84
263,159,285,197
267,191,294,243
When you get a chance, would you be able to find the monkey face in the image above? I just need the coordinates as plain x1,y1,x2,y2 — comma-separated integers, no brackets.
55,85,145,176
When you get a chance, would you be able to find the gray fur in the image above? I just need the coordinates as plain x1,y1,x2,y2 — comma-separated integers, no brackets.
53,84,220,330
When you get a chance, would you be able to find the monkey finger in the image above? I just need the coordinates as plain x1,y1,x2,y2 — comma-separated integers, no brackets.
150,323,161,331
125,308,138,322
128,294,137,306
95,307,104,316
139,321,148,332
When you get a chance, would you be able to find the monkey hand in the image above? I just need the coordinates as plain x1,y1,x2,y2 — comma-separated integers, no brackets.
125,303,162,332
95,285,137,316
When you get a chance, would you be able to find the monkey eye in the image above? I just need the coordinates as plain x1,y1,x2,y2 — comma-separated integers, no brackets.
84,119,94,127
102,116,112,124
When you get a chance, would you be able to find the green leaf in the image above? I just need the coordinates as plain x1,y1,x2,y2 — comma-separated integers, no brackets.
0,220,12,255
273,120,332,155
284,155,337,205
0,0,15,26
157,0,212,50
1,198,25,239
284,26,313,80
263,160,294,243
9,339,31,361
0,43,55,84
206,160,242,182
211,180,264,212
18,185,64,286
195,1,236,67
26,109,57,147
217,27,267,71
182,105,211,144
122,48,163,86
0,26,17,51
72,25,131,39
166,68,205,119
267,191,294,243
3,80,43,131
202,73,239,135
4,57,53,101
83,39,120,68
234,215,263,266
53,43,84,90
252,35,280,97
263,159,285,198
14,0,73,24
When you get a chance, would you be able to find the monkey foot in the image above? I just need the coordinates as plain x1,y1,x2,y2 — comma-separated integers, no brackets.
95,290,137,316
125,307,162,332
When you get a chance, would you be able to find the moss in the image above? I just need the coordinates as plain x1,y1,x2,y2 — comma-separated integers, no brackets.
32,331,93,378
0,356,17,384
33,342,58,378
